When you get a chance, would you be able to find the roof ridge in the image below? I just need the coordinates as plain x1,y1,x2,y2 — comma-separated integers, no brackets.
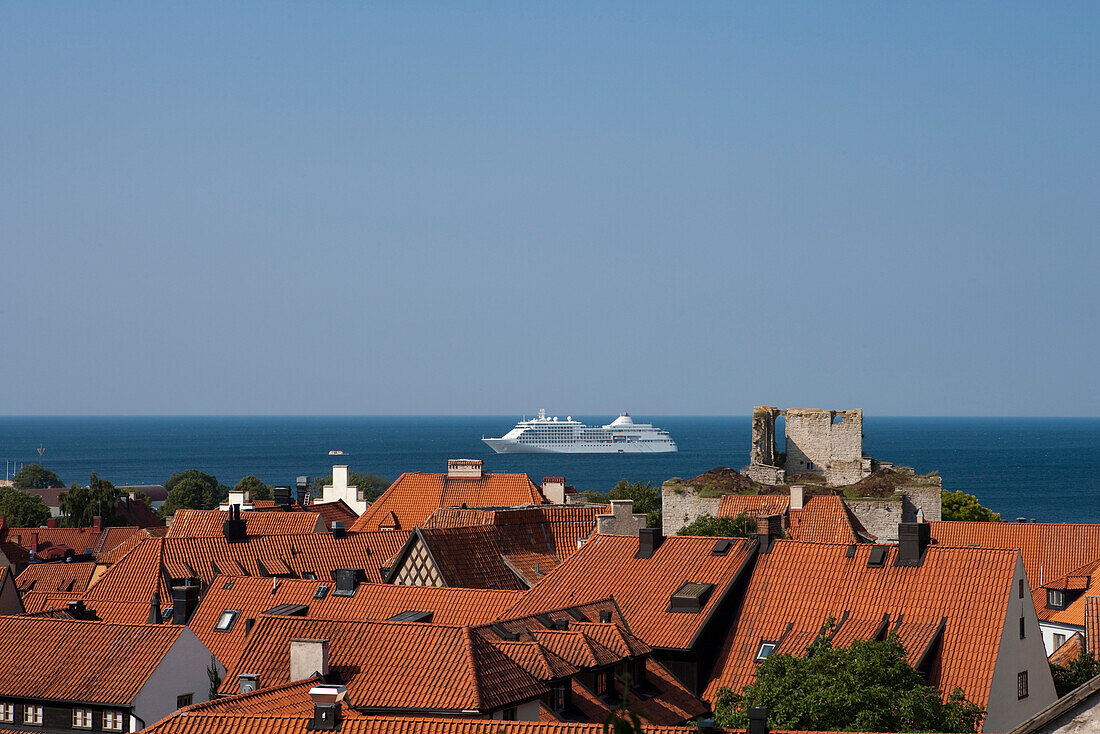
462,626,487,710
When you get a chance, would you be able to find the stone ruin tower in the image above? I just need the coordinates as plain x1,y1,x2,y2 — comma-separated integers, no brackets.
745,406,874,486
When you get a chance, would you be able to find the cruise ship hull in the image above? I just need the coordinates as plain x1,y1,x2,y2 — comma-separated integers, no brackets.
482,438,676,454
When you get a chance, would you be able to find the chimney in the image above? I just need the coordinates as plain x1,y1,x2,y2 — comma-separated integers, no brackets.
698,719,716,734
916,508,925,523
332,465,350,497
333,569,361,597
272,486,292,507
223,505,247,542
290,638,329,681
789,485,804,512
171,578,201,625
447,459,484,478
542,477,566,504
309,684,346,732
897,522,931,566
67,600,88,619
747,706,769,734
296,477,310,506
148,593,163,624
92,516,102,532
635,527,663,559
46,517,57,528
30,530,38,555
238,674,259,694
757,514,782,554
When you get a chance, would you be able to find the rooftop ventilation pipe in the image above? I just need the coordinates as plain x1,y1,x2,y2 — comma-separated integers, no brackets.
238,674,259,694
635,527,663,559
147,593,162,625
309,684,347,732
896,522,931,566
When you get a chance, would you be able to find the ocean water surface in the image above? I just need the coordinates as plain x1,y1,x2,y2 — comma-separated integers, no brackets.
0,416,1097,523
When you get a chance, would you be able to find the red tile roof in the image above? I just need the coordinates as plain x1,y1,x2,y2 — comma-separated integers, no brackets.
190,575,523,666
506,535,756,650
16,560,97,592
1,525,141,561
424,506,598,559
167,509,326,537
352,471,548,532
19,592,158,624
392,525,559,589
717,494,789,518
790,496,874,543
703,540,1021,708
220,617,548,713
1086,596,1100,659
1048,631,1085,667
0,617,184,704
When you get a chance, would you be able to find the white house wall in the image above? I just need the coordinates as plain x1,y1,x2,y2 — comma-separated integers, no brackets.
131,627,223,730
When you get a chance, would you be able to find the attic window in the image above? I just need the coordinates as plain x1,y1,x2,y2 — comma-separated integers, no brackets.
1047,589,1066,609
711,539,733,556
755,641,777,662
163,607,174,623
215,609,240,631
867,546,889,568
670,581,715,612
387,610,434,623
302,571,317,580
263,603,309,616
313,585,330,600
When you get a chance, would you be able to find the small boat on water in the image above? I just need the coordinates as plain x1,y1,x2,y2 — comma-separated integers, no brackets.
328,450,345,456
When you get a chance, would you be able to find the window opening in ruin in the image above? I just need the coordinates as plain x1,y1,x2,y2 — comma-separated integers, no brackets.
833,414,844,424
775,415,786,455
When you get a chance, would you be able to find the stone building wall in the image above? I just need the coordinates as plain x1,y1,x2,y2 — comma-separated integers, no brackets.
662,482,721,537
844,484,942,543
783,408,863,480
597,500,647,536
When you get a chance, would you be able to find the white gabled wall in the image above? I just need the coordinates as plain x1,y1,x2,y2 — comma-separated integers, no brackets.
984,555,1058,733
131,627,224,729
1040,620,1084,657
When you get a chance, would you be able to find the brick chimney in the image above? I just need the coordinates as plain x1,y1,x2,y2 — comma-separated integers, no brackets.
309,684,346,732
290,638,329,682
46,518,57,528
757,514,782,554
92,516,103,532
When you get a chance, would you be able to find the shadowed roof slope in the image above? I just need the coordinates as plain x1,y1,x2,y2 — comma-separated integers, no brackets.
16,560,97,592
0,617,184,704
351,471,547,532
167,509,325,537
505,535,756,650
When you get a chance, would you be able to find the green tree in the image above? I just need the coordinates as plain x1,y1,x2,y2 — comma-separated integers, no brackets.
941,490,1001,522
163,470,221,515
588,479,662,528
678,513,757,537
713,626,984,733
59,473,122,527
1050,647,1099,697
234,475,272,502
0,486,52,527
311,471,390,503
12,464,61,490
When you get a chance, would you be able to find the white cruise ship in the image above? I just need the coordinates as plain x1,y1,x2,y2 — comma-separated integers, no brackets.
483,410,677,454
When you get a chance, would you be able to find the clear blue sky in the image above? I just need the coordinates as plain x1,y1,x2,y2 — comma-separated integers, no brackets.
1,3,1097,416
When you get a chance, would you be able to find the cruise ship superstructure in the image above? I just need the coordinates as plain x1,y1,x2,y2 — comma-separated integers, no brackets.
483,411,678,454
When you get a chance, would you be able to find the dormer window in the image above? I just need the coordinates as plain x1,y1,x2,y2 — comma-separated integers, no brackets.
1047,589,1066,609
215,609,241,631
755,641,777,662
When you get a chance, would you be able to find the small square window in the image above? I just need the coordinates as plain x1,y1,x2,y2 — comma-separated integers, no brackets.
24,705,43,725
1054,633,1067,649
756,641,777,662
1048,589,1066,609
313,585,330,600
177,694,193,709
215,609,240,631
104,710,125,731
73,708,93,728
0,704,12,723
1018,671,1029,700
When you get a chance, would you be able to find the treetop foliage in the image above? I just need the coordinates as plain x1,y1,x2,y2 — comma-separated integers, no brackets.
678,513,757,538
0,486,52,528
12,463,61,490
941,490,1001,522
163,470,223,515
234,475,272,501
1050,647,1099,697
588,479,663,528
713,623,984,733
60,473,122,527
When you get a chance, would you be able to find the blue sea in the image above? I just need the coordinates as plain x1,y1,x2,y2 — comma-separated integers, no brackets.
1,416,1098,523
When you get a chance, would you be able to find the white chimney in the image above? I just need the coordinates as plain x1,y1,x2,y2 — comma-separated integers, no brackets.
220,489,252,511
323,466,365,514
790,485,804,511
542,477,566,504
447,459,484,478
290,638,329,682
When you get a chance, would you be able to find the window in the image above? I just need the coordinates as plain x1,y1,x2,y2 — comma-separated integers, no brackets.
177,694,193,709
214,609,240,632
1054,633,1067,649
0,703,12,723
547,683,569,713
104,710,125,731
1048,589,1065,609
1017,671,1029,700
593,669,614,699
1019,616,1026,639
24,704,43,725
756,642,777,662
73,708,93,728
1019,579,1025,598
500,707,517,721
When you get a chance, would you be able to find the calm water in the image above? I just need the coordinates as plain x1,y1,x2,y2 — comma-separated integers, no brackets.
1,416,1098,523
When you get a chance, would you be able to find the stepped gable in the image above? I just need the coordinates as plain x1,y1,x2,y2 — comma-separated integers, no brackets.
930,521,1100,631
351,468,547,532
505,535,755,650
16,560,97,593
166,508,326,537
219,616,547,714
191,575,522,666
0,616,183,704
703,540,1022,708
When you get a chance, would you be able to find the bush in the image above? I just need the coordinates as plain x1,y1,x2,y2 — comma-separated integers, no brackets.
941,490,1001,522
1050,648,1099,697
678,513,756,537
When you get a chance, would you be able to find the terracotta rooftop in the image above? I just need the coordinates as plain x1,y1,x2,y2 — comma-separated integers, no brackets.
351,471,548,532
0,616,184,705
506,535,756,650
20,592,159,624
717,494,789,518
166,508,326,537
0,524,141,562
1047,631,1085,667
1087,596,1100,659
423,505,598,558
790,495,875,544
220,616,548,713
16,560,97,593
191,575,523,666
703,540,1022,708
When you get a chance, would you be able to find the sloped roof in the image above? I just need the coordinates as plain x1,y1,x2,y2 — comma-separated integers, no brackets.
1048,631,1085,667
16,560,97,593
492,640,580,680
505,535,756,650
394,525,558,590
1086,596,1100,659
790,496,874,544
220,617,548,713
174,676,367,717
190,575,523,666
167,509,325,537
703,540,1020,707
0,617,184,704
717,494,789,518
424,506,598,558
351,471,547,532
19,592,159,624
564,657,709,725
